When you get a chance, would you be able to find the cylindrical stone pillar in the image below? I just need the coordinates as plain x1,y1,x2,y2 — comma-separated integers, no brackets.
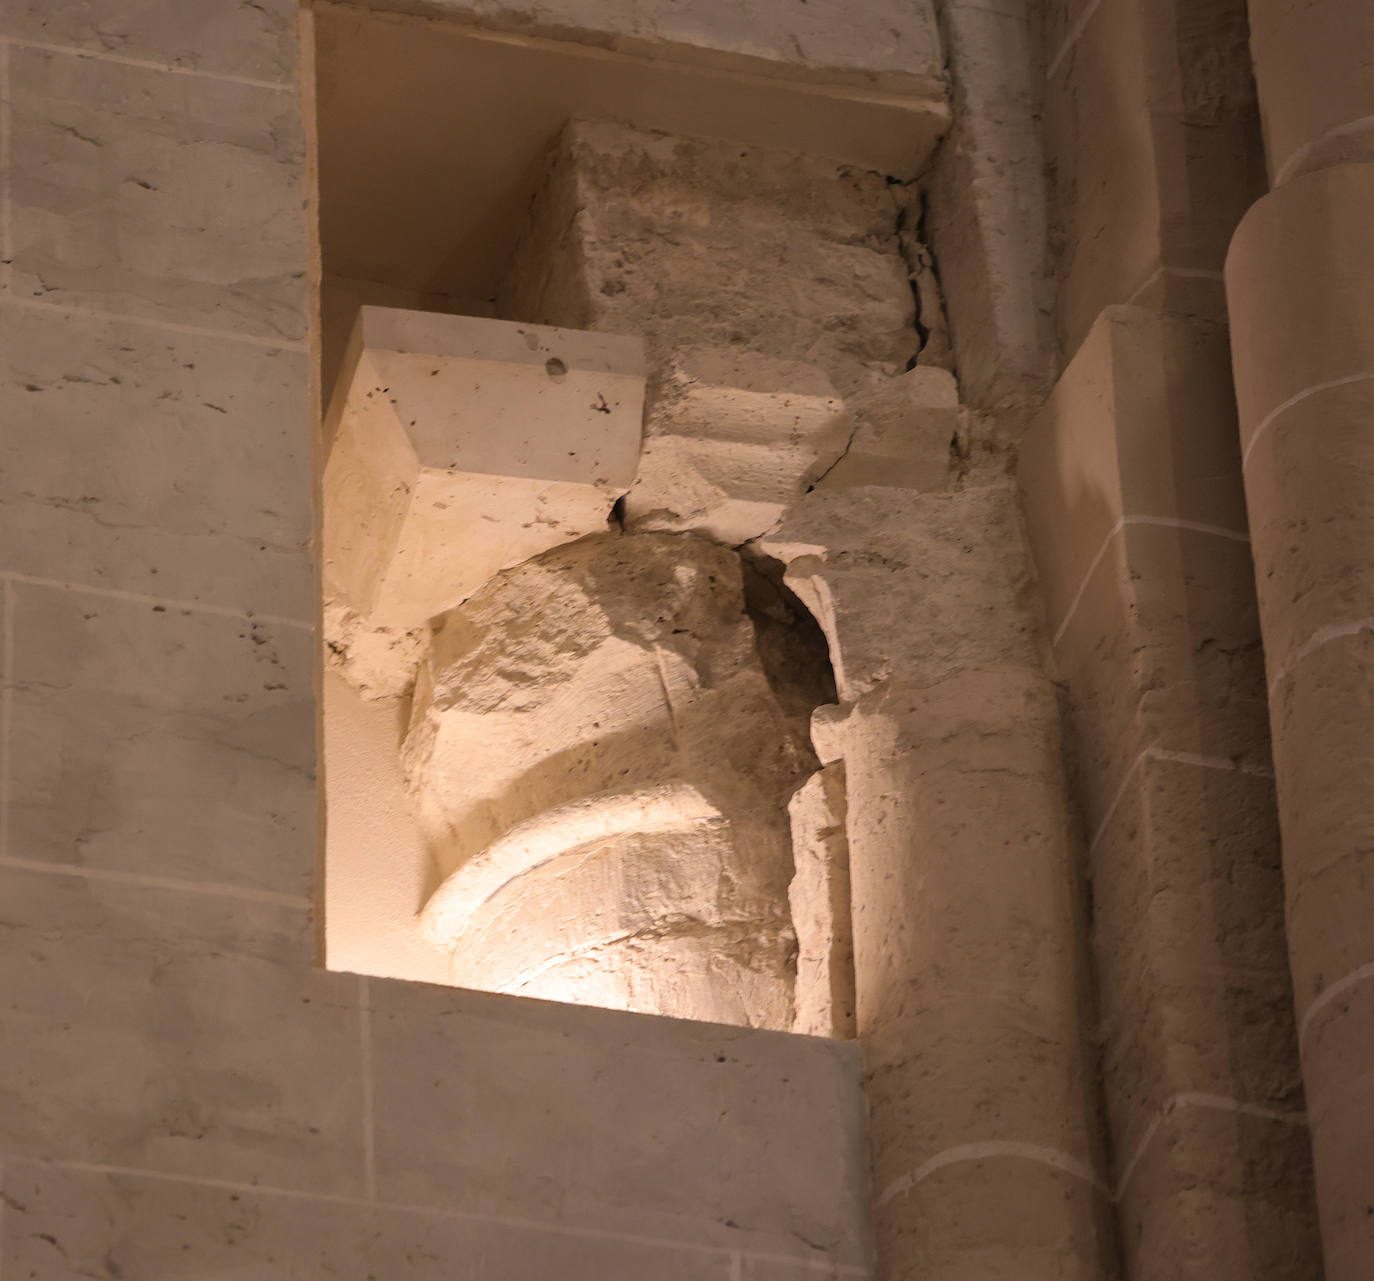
840,667,1113,1280
1226,162,1374,1280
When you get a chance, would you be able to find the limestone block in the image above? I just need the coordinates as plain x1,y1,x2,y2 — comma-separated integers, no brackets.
1020,306,1250,639
1018,306,1314,1277
1019,308,1273,819
788,764,855,1040
1042,0,1263,361
761,483,1043,701
368,976,874,1267
7,581,314,898
622,349,850,544
1117,1104,1321,1281
1227,166,1374,464
6,0,297,82
1302,979,1374,1279
0,1164,735,1281
1089,758,1302,1156
841,672,1094,1059
1049,525,1272,828
1227,166,1374,674
1248,0,1374,183
0,866,363,1192
323,306,644,630
1227,175,1374,1281
322,671,451,987
404,532,817,1027
499,119,917,397
9,46,307,342
1243,381,1374,679
817,365,958,492
1269,630,1374,1012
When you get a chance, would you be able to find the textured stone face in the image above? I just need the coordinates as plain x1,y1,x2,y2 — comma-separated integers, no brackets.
499,118,922,541
502,119,916,391
762,482,1043,702
787,763,855,1039
403,532,819,1027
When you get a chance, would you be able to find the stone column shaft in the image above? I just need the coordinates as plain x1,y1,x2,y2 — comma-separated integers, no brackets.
1226,3,1374,1272
841,669,1113,1280
768,481,1116,1280
1226,160,1374,1281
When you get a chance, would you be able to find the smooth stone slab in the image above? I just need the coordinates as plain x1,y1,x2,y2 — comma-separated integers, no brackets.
323,307,644,628
0,867,364,1195
9,45,307,342
0,300,311,619
8,582,314,896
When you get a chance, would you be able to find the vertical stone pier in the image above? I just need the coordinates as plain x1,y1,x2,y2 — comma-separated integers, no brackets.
1225,4,1374,1270
767,481,1115,1281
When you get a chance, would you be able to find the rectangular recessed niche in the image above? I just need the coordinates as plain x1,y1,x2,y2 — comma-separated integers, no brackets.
312,1,921,1030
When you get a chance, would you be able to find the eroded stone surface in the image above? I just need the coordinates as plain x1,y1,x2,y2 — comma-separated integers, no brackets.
761,483,1043,702
788,764,855,1040
498,119,926,541
404,532,818,1027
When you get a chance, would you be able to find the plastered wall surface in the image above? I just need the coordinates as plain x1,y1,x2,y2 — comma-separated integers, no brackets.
0,4,878,1277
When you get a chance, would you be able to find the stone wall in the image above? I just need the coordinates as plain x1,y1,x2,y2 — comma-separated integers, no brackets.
1024,2,1324,1277
1,0,1358,1278
0,4,877,1276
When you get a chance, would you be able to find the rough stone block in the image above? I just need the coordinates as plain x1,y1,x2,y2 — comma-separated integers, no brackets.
499,119,916,397
762,484,1043,701
623,348,849,544
817,365,958,493
322,307,644,629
